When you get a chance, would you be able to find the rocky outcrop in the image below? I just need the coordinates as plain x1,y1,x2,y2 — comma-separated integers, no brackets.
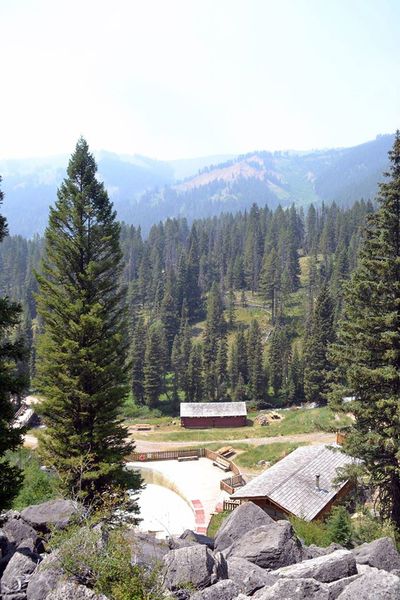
224,521,302,569
20,500,80,534
215,502,274,552
3,499,400,600
351,536,400,572
163,545,227,591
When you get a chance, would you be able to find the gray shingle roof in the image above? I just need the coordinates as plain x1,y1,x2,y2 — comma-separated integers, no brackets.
180,402,247,418
232,444,355,521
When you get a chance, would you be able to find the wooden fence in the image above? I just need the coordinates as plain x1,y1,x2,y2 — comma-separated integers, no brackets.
127,447,242,479
127,448,204,462
223,499,241,512
220,474,246,494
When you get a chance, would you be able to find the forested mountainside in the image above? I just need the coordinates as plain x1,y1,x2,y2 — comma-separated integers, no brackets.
0,134,393,237
0,198,373,409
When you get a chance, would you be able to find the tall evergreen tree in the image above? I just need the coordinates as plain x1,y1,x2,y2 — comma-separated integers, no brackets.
186,344,203,403
304,283,334,404
0,177,25,509
35,139,137,502
203,283,226,400
131,317,146,405
143,322,167,408
247,319,266,403
330,132,400,527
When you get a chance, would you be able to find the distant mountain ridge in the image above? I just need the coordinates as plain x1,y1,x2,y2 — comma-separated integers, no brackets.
0,134,394,237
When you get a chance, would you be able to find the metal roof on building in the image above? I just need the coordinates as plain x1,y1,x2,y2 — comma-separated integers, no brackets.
180,402,247,418
232,444,355,521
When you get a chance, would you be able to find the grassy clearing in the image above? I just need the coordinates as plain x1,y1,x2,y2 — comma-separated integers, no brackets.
132,407,352,443
234,441,305,472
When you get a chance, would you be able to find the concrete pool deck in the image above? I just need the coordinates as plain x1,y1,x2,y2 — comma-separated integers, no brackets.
126,457,232,534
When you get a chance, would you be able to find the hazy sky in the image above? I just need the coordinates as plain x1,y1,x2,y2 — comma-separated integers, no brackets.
1,0,399,159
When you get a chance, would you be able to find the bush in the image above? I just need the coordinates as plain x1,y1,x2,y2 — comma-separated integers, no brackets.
351,509,398,546
8,449,59,510
49,523,165,600
326,506,353,548
290,516,332,547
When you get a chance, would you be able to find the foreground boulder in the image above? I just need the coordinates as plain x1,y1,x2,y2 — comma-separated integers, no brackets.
2,516,40,549
352,536,400,572
163,545,227,591
303,543,343,560
126,530,170,565
26,552,64,600
224,521,302,569
0,544,41,597
274,549,357,583
46,581,109,599
215,502,274,551
227,557,277,595
190,579,240,600
336,569,400,599
20,500,80,534
180,529,214,549
254,577,330,599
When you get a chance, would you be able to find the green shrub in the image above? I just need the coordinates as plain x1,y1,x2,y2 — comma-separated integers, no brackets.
49,523,165,600
8,449,59,510
351,510,398,546
290,516,332,547
326,506,353,548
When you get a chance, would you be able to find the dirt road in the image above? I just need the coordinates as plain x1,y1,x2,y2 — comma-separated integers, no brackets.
130,431,336,453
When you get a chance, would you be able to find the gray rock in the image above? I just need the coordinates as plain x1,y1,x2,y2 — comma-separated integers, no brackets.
224,521,302,569
46,580,109,599
255,577,330,599
0,546,41,596
352,537,400,572
337,569,400,599
21,500,80,533
327,574,361,600
26,552,64,600
215,502,274,552
127,530,170,565
274,549,357,583
168,537,198,550
0,530,8,557
163,545,227,591
179,529,214,549
227,557,278,595
190,579,241,600
304,543,343,560
2,516,40,548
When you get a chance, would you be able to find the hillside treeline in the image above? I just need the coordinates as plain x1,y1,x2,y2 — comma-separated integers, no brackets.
0,199,373,410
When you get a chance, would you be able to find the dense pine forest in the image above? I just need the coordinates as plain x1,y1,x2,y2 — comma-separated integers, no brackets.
0,196,374,412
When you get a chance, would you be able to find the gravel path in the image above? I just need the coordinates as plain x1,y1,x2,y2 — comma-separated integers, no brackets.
131,431,336,452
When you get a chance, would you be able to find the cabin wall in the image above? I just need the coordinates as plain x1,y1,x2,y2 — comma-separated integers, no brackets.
181,415,246,429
